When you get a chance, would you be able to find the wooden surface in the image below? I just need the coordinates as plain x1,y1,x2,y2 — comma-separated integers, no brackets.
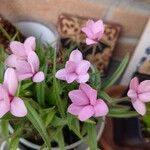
99,118,145,150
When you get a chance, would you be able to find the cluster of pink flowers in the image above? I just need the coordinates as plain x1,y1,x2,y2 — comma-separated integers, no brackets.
0,37,44,118
56,19,150,120
1,19,150,121
56,20,109,121
5,37,44,83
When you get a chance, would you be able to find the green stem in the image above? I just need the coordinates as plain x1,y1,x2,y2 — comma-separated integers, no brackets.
90,44,97,62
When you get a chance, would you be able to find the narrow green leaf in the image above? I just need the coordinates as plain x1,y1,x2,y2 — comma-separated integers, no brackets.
52,49,65,117
0,120,9,138
108,111,138,118
11,32,19,41
9,123,24,150
85,119,96,124
67,114,83,139
21,82,33,91
101,54,129,89
51,117,67,127
40,107,56,127
0,25,11,41
99,91,113,103
90,66,101,90
36,62,47,106
86,124,98,150
55,129,65,150
0,62,5,83
25,100,51,150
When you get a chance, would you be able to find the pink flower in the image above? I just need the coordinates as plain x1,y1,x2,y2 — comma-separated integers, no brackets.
0,68,27,118
5,51,45,83
68,83,108,121
81,20,104,45
55,50,90,83
127,77,150,115
9,36,36,59
5,37,44,83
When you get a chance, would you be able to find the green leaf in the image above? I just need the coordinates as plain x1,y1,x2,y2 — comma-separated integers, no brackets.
35,62,48,106
84,119,96,124
101,53,129,90
109,105,130,113
0,62,5,83
21,81,33,91
51,117,67,127
99,91,113,103
1,113,17,121
52,49,65,118
89,66,101,90
67,114,83,139
0,25,11,41
9,122,24,150
108,111,138,118
55,129,65,150
40,107,56,128
86,123,98,150
24,100,51,150
0,120,9,138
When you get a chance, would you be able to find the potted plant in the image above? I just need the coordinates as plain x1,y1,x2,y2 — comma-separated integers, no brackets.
0,19,146,150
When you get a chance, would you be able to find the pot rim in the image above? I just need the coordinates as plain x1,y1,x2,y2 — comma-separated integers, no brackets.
8,117,105,150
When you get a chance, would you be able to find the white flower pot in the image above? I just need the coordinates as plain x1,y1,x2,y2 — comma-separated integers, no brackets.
0,118,105,150
0,21,105,150
14,21,59,48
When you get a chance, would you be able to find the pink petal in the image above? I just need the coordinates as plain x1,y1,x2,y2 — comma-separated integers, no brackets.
92,20,104,35
132,99,146,116
15,60,33,80
78,105,94,121
65,61,76,73
66,73,77,83
79,83,97,105
68,90,89,105
55,69,67,80
10,97,27,117
10,41,26,57
32,71,45,83
93,99,108,117
139,92,150,102
27,51,39,73
86,20,94,29
76,73,89,83
138,80,150,93
3,68,18,96
0,100,10,118
5,54,19,67
0,85,10,118
127,89,137,99
69,50,83,64
86,38,97,45
81,27,93,39
15,60,32,74
17,73,33,81
129,77,139,91
0,85,9,101
67,104,84,116
24,36,36,54
76,60,90,75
